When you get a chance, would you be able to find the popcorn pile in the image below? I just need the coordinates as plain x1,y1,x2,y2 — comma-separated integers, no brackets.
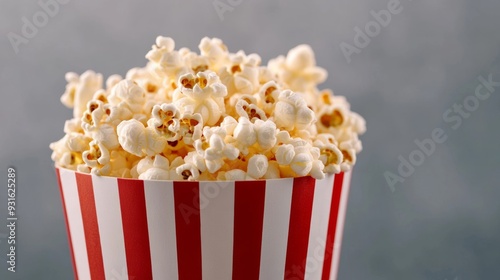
50,37,365,181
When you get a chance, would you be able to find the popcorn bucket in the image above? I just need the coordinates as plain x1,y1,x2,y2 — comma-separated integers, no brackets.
56,167,352,280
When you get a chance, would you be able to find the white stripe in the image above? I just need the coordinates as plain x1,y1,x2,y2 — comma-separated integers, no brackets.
144,180,178,280
200,181,235,280
304,175,335,280
92,175,128,280
259,178,294,280
59,169,91,280
330,171,352,280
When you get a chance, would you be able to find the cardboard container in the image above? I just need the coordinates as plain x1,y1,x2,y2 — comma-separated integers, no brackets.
56,167,352,280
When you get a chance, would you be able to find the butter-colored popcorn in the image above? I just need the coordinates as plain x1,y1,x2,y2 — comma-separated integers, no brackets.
177,112,204,145
81,100,107,131
107,149,138,178
268,44,327,92
316,103,349,133
199,37,229,71
256,81,280,115
82,140,111,176
106,75,123,92
146,36,189,79
80,100,120,150
194,127,239,173
126,66,161,94
63,118,84,134
338,141,357,172
149,103,181,140
235,99,267,122
66,132,92,152
223,51,261,94
220,115,238,135
315,141,343,174
50,134,87,169
173,71,227,126
273,90,316,131
53,36,365,181
61,70,103,118
92,124,120,150
117,119,166,157
136,154,181,180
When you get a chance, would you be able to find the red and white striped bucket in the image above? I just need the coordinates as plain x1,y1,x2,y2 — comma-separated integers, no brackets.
56,167,352,280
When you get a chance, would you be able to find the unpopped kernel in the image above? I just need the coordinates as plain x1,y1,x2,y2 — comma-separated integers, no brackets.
51,36,365,180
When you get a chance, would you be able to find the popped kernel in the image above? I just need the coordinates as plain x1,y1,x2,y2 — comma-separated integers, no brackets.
268,44,327,92
176,162,200,181
235,99,267,122
117,119,166,157
82,140,111,175
230,117,257,155
273,90,316,132
256,81,280,115
173,71,227,125
199,37,229,71
137,154,182,180
194,127,239,173
247,154,269,179
149,103,181,140
108,79,147,115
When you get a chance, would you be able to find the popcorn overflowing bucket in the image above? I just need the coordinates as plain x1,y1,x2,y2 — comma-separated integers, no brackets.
56,167,353,280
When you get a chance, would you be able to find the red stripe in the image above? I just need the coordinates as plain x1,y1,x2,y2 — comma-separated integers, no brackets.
321,172,345,280
173,181,202,280
56,168,79,280
232,180,266,280
75,173,105,280
284,176,316,280
117,178,153,280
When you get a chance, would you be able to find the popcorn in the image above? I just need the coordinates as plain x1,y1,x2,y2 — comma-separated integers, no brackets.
149,103,181,140
268,44,327,92
194,127,239,173
234,99,267,122
137,155,183,180
256,81,280,115
50,134,87,169
146,36,189,79
117,119,166,157
273,90,316,131
52,36,365,181
198,37,229,71
218,169,247,181
230,117,257,155
175,162,200,181
264,161,280,179
173,71,227,126
254,119,277,150
82,140,111,175
108,79,147,115
61,70,103,118
247,154,269,179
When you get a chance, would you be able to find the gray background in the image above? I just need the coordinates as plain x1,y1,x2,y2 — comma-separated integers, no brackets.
1,0,499,279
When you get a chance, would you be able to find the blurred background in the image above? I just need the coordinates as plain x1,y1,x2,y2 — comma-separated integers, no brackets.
1,0,499,279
